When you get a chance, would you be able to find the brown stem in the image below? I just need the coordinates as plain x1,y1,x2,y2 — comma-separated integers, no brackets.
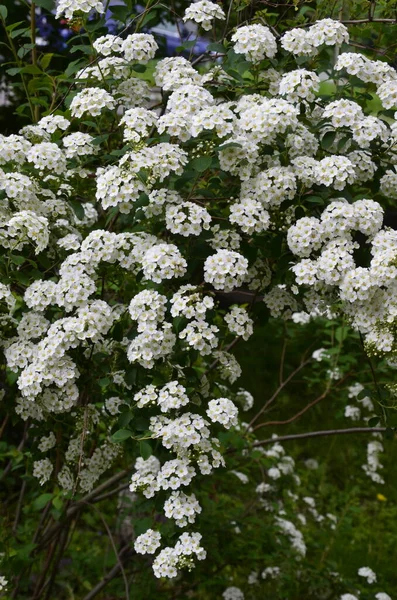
82,545,131,600
246,357,312,430
252,373,351,431
12,479,27,534
252,427,389,447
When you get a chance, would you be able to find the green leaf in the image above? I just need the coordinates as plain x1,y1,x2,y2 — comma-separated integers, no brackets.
64,59,86,77
9,254,25,266
10,27,30,39
335,326,348,343
207,42,225,53
140,441,152,459
132,64,146,73
70,44,93,55
305,196,324,204
34,493,53,510
368,416,380,427
118,410,134,428
111,429,133,443
190,156,212,172
69,200,85,220
0,5,7,20
6,67,21,76
109,4,131,22
52,496,63,510
321,131,336,150
20,65,43,75
40,53,54,70
33,0,56,10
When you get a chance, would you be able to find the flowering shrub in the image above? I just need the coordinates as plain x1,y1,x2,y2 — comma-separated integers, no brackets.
1,0,397,598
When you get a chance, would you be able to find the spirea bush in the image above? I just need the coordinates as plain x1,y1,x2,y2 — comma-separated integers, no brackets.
1,1,397,598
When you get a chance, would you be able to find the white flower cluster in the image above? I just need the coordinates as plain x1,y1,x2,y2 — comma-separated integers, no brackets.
279,69,320,102
204,249,248,292
231,24,277,62
281,19,349,56
152,532,206,578
224,306,253,340
70,87,115,118
358,566,377,584
134,529,162,554
206,398,238,429
163,491,202,527
55,0,105,19
183,0,225,31
134,381,189,412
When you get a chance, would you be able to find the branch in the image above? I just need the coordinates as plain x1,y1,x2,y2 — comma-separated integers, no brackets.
252,373,351,431
252,427,389,447
82,545,131,600
246,357,312,430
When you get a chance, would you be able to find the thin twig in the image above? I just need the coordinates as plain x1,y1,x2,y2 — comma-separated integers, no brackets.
246,357,312,430
252,427,389,447
81,501,130,600
82,545,131,600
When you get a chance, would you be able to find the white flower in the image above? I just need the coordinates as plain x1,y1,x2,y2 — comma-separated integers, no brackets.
206,398,238,429
232,24,277,62
358,566,377,584
183,0,225,31
55,0,105,19
134,529,161,554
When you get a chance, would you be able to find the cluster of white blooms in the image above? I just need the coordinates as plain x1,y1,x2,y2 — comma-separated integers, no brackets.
223,587,245,600
38,114,70,133
163,491,201,527
62,132,98,158
275,517,306,556
183,0,225,31
165,202,211,236
380,168,397,198
142,243,187,283
27,142,66,174
264,285,298,319
55,0,105,19
262,566,281,580
335,52,397,85
231,24,277,62
134,529,162,554
279,69,320,102
122,33,158,63
38,432,56,452
93,34,124,56
281,19,349,56
358,566,377,584
323,99,364,127
241,167,297,207
362,440,384,484
229,198,270,234
179,318,219,354
224,307,253,340
204,249,248,292
171,285,214,319
33,458,53,485
206,398,238,429
152,532,206,578
213,350,242,383
70,87,115,118
120,108,157,143
134,381,189,412
129,290,167,332
5,211,49,254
